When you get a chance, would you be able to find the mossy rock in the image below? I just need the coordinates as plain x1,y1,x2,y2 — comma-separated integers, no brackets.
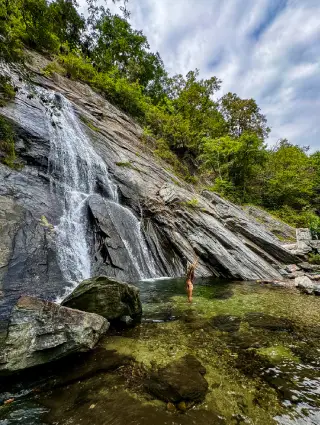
144,354,208,403
257,346,299,363
209,315,241,333
62,275,142,321
244,312,294,332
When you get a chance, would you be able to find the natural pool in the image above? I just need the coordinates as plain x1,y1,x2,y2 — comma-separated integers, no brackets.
1,278,320,425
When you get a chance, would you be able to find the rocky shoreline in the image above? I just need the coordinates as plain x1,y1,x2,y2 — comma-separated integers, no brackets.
0,276,140,375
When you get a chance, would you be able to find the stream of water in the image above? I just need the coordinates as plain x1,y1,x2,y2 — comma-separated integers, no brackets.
1,279,320,425
44,92,157,294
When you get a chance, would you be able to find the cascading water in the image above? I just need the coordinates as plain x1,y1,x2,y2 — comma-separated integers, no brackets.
43,91,157,294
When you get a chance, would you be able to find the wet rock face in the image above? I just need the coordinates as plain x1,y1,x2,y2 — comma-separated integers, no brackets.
0,296,109,374
244,313,293,332
62,276,142,321
145,354,208,403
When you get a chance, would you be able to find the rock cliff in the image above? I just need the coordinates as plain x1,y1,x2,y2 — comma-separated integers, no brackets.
0,52,299,337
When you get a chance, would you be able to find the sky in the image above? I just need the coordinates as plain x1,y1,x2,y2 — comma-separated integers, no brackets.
80,0,320,150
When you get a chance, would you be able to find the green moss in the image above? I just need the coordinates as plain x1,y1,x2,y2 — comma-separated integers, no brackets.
308,253,320,265
79,115,99,132
183,198,199,209
0,75,16,107
0,116,20,169
256,346,299,363
115,161,141,172
39,215,55,233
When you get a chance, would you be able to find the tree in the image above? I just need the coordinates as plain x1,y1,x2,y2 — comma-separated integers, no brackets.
88,12,167,100
49,0,85,49
261,140,315,210
163,70,226,156
219,92,270,140
200,132,266,202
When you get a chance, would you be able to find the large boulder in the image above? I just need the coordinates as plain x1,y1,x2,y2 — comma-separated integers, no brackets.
145,354,208,403
62,276,142,321
0,296,108,374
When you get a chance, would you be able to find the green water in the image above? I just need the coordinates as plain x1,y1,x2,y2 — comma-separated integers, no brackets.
1,278,320,425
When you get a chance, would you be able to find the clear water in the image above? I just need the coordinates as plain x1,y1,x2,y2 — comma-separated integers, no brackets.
1,279,320,425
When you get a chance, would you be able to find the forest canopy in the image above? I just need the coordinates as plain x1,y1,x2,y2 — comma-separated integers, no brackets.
0,0,319,231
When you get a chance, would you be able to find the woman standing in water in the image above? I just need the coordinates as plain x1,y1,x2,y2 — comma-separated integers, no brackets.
186,258,198,303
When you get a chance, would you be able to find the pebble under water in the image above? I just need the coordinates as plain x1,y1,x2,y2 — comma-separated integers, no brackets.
1,278,320,425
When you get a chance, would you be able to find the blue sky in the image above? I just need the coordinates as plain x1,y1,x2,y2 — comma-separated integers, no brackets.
81,0,320,150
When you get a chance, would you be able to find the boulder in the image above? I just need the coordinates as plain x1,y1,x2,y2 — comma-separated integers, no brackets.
295,275,320,295
145,354,208,403
62,276,142,321
0,296,108,374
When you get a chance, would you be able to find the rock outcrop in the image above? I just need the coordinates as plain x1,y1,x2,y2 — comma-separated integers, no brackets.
0,51,303,333
0,296,108,374
62,276,142,321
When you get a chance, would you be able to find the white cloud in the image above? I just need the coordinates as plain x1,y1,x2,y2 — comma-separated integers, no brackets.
79,0,320,150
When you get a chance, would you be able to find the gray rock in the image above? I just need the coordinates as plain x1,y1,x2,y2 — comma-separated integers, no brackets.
0,296,109,374
62,275,142,321
242,205,296,242
145,354,208,403
299,263,320,272
0,53,302,327
295,275,320,295
285,264,301,273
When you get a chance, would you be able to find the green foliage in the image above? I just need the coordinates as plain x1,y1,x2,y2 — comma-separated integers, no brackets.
0,116,18,168
219,92,270,139
91,12,167,98
42,61,66,77
309,215,320,239
200,132,266,202
268,206,317,229
0,76,16,106
261,140,315,211
308,253,320,265
184,198,199,209
0,0,84,61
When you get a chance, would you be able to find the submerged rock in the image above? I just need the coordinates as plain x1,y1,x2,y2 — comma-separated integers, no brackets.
244,312,293,332
145,354,208,403
62,276,142,321
210,315,241,333
0,296,108,374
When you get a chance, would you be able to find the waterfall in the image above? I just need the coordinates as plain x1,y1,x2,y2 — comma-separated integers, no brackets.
43,91,157,292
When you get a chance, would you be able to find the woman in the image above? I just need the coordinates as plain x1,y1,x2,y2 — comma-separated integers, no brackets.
186,258,198,303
